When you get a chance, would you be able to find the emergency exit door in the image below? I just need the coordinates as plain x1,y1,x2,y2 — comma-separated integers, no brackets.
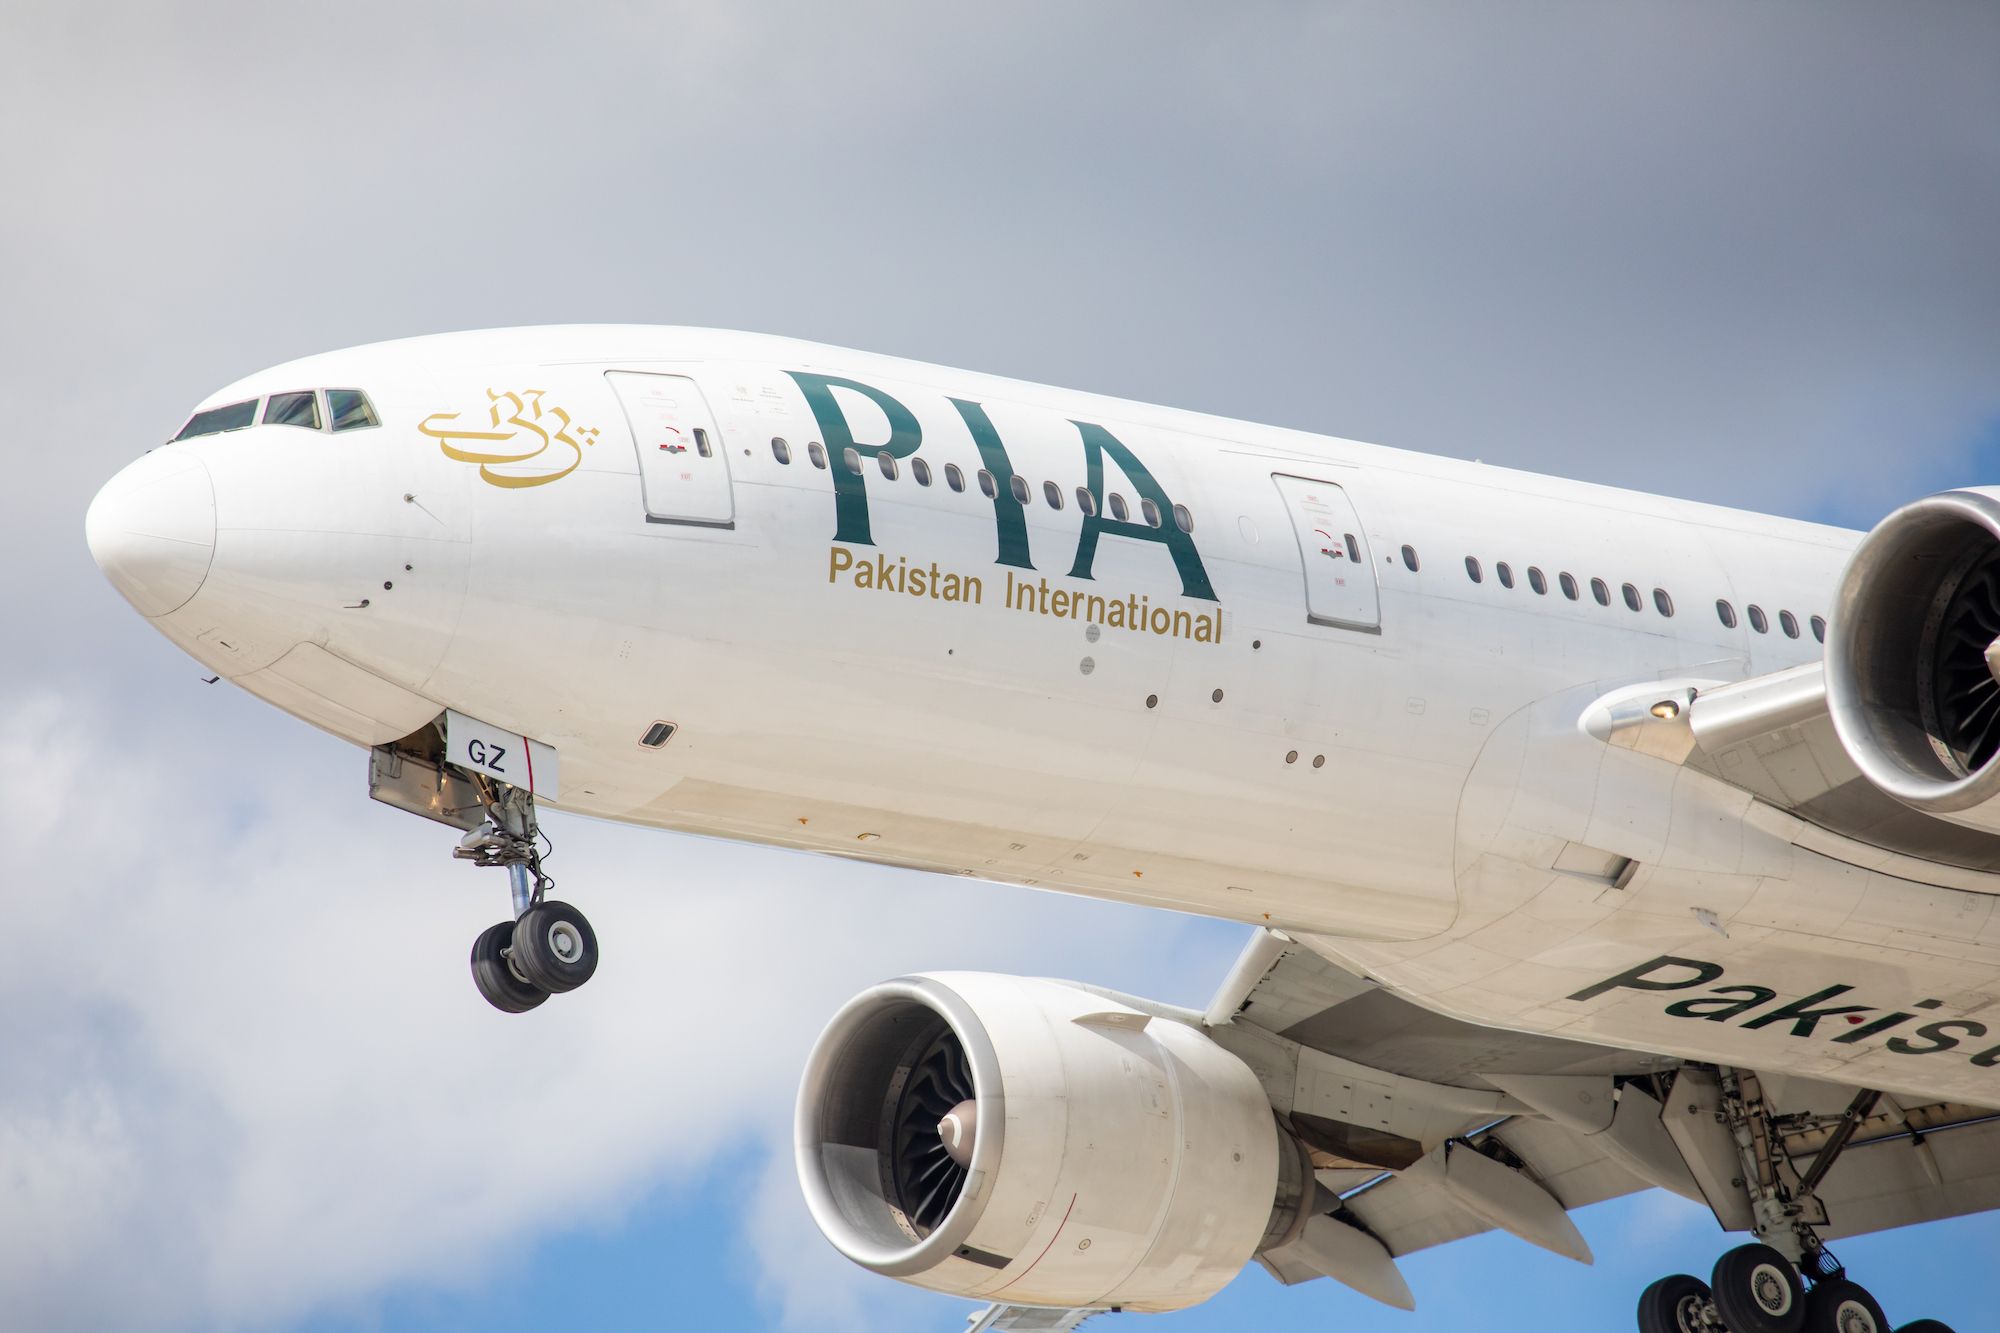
1273,474,1380,632
606,371,735,528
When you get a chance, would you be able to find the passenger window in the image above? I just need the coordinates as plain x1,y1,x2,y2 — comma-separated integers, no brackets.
1622,583,1641,612
1497,562,1514,588
912,457,932,486
877,450,898,480
694,428,713,458
771,437,791,465
1076,487,1098,517
843,447,862,475
1043,480,1063,510
1654,588,1674,617
1591,578,1610,606
1173,503,1193,534
1528,566,1547,595
1143,499,1163,528
1401,544,1418,572
263,391,320,430
1109,493,1129,522
1465,556,1483,584
807,441,827,469
174,399,258,440
1779,609,1800,639
1342,532,1359,560
1748,605,1769,634
1010,474,1031,505
945,463,965,492
327,389,380,432
1810,614,1826,643
1559,571,1579,600
1716,599,1737,629
979,470,997,499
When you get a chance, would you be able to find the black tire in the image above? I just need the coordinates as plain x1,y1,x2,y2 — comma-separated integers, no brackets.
1895,1322,1957,1333
471,920,548,1013
1638,1274,1713,1333
510,900,599,993
1712,1243,1806,1333
1806,1280,1889,1333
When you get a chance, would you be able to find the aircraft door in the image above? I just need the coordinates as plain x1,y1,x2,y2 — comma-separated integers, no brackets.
606,371,735,528
1272,474,1380,632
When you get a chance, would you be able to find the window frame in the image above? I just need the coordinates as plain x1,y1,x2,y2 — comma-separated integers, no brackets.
1591,577,1610,606
262,389,322,431
1716,599,1737,629
174,398,261,441
1528,566,1547,595
1559,571,1579,600
1465,555,1483,584
326,388,381,433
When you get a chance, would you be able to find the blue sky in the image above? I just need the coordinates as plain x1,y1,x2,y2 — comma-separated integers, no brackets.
5,4,1999,1332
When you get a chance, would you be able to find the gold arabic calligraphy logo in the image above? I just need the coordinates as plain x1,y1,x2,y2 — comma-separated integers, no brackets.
420,389,600,489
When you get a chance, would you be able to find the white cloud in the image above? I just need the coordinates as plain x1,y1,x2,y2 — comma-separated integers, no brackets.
0,687,1232,1330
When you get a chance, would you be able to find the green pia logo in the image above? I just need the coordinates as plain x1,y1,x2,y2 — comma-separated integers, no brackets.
787,373,1216,602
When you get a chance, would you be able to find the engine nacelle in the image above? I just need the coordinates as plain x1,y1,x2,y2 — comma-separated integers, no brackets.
1828,487,2000,831
793,972,1309,1313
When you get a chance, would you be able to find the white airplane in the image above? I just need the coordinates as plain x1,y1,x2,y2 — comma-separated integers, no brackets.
85,326,1996,1333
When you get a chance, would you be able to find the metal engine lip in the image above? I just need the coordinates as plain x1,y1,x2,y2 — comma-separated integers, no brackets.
1828,487,2000,812
793,974,1007,1279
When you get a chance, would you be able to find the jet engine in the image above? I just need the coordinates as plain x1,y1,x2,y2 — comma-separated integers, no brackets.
1827,486,2000,831
793,972,1313,1313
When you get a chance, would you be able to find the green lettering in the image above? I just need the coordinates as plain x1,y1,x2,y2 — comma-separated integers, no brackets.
787,372,922,546
1066,421,1216,600
948,398,1035,570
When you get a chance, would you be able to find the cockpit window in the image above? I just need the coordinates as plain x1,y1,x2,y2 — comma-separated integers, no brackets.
174,399,258,440
263,391,321,430
327,389,380,432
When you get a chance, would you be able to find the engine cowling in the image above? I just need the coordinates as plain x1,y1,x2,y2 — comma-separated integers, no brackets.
1828,486,2000,830
793,972,1310,1313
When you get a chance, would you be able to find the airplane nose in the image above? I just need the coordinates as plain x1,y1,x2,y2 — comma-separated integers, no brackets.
85,447,217,617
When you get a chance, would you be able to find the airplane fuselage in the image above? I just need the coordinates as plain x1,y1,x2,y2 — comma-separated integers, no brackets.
94,326,2000,1106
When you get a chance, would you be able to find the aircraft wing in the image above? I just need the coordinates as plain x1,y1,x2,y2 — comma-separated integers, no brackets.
1589,662,2000,874
963,1304,1101,1331
1208,931,2000,1303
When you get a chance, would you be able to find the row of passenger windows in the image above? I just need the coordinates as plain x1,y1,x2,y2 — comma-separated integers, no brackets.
174,389,381,441
767,437,1195,533
1456,555,1825,641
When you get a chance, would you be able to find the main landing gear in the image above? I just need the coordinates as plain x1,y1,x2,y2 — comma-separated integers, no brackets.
1640,1244,1930,1333
454,780,599,1014
1635,1071,1954,1333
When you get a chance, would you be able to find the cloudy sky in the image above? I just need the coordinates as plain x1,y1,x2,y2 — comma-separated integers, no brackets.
5,3,1999,1331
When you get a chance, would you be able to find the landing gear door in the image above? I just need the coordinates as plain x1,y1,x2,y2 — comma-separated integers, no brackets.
1273,474,1380,633
606,370,735,528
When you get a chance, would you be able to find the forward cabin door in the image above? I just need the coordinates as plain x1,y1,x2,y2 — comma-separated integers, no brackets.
1273,473,1380,633
606,371,735,528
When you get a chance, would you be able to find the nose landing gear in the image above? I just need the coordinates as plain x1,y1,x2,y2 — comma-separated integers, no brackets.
454,779,599,1013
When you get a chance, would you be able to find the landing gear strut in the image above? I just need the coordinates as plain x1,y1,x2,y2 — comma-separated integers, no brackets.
1633,1070,1956,1333
454,779,599,1013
